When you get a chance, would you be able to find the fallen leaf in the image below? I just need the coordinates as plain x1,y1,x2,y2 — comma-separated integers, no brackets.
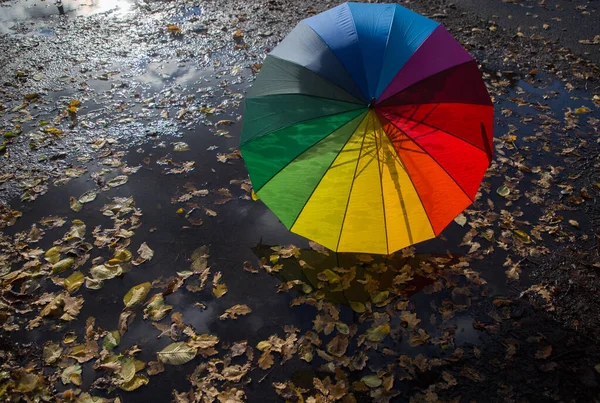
213,283,228,298
157,342,197,365
361,375,382,388
220,304,252,320
123,282,152,308
258,350,274,369
64,271,85,293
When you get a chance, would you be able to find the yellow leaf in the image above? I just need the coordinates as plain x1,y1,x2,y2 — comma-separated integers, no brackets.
349,301,365,313
258,351,274,369
167,24,182,34
513,229,532,244
212,283,228,298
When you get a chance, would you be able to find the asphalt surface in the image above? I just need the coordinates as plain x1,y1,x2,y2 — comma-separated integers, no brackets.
453,0,600,66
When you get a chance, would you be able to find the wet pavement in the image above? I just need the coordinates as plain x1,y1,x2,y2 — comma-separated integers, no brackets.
1,1,600,402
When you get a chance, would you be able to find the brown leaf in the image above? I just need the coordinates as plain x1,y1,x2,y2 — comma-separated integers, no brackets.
258,350,274,370
326,334,349,358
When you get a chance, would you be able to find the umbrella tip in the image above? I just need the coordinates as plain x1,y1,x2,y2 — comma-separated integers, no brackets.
368,97,376,109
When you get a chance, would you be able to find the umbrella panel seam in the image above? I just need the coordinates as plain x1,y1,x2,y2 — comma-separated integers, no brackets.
335,113,371,252
258,54,365,105
374,112,437,238
249,110,367,194
377,112,475,203
379,105,493,162
288,112,371,233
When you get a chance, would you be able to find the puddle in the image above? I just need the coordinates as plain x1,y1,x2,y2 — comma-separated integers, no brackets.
0,0,135,33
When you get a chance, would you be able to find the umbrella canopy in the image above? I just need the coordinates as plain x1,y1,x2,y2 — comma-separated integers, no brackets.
240,2,493,254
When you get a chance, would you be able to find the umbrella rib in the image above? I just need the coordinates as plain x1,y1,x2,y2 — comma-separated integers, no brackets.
373,116,389,255
380,106,492,161
378,112,475,203
257,55,365,105
372,4,397,99
251,110,367,194
241,105,365,147
376,60,476,105
288,113,371,232
374,113,436,238
335,114,370,252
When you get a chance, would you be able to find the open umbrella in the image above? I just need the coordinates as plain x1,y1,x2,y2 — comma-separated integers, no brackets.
240,2,493,254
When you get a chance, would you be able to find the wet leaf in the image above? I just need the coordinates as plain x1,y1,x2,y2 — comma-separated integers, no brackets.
144,294,173,321
70,196,83,212
454,213,467,226
497,185,511,197
61,364,82,385
167,24,182,34
213,283,228,298
16,373,39,393
79,190,97,204
123,282,152,308
103,331,120,350
326,334,348,357
157,342,197,365
173,142,190,152
43,342,63,365
107,175,129,187
118,358,137,382
514,230,532,244
119,375,149,391
365,323,390,343
220,304,252,320
137,242,154,261
64,271,85,293
45,246,61,264
568,219,580,228
361,375,382,388
52,257,74,274
258,351,274,370
349,301,365,313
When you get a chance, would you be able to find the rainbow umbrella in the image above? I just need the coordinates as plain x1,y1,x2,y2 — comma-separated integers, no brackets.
240,2,493,254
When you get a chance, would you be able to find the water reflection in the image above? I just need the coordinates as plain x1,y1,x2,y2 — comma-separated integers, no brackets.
253,244,465,306
0,0,134,33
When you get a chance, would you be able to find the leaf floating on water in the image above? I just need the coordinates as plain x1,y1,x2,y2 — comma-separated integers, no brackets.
513,229,532,244
107,175,129,187
213,283,228,298
52,257,74,274
61,364,82,386
43,342,63,365
123,282,151,308
496,185,510,197
45,246,61,263
219,304,252,320
157,342,197,365
64,271,85,293
361,375,382,388
102,330,120,350
173,142,190,152
216,119,235,127
349,301,365,313
326,334,348,357
258,351,274,370
70,196,83,212
78,190,97,204
119,375,149,391
454,213,467,227
144,294,173,321
365,323,390,343
118,358,137,382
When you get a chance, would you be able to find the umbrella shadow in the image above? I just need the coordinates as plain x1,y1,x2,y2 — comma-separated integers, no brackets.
253,244,465,306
